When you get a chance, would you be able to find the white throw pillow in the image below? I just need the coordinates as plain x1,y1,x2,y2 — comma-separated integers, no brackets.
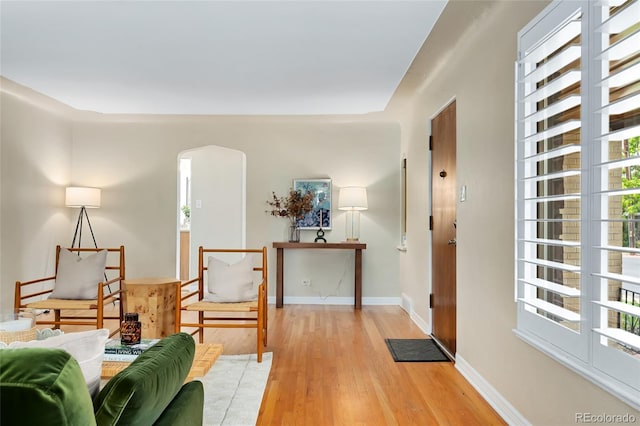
6,328,109,398
204,254,258,303
50,249,107,300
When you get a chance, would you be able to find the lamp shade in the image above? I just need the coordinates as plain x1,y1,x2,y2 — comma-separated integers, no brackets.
65,187,101,208
338,187,368,211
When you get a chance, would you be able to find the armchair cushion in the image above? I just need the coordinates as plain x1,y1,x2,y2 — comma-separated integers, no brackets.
204,254,257,302
0,347,97,425
50,249,107,300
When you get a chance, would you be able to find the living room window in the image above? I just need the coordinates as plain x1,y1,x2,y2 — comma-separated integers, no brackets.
515,0,639,409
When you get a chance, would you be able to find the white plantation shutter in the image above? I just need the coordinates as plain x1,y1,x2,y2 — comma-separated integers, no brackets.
516,0,587,359
591,0,640,392
516,0,640,408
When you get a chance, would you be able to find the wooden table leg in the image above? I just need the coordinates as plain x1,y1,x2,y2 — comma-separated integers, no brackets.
276,247,284,308
354,248,362,309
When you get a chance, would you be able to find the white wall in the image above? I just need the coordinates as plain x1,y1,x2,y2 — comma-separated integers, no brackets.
1,91,401,309
63,114,401,303
0,80,74,312
391,1,640,423
0,82,402,309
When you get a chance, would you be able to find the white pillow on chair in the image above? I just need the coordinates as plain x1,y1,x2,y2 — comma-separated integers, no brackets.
204,254,257,303
50,249,108,300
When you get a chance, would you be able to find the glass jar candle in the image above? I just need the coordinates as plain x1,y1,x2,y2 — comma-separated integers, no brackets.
120,312,141,345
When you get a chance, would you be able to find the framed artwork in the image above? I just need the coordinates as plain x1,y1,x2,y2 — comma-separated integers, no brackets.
293,178,331,230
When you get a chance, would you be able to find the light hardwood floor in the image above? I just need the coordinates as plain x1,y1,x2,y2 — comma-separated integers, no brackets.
43,304,506,425
198,304,505,425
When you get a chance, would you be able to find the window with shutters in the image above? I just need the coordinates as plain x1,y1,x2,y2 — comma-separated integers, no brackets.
516,0,639,409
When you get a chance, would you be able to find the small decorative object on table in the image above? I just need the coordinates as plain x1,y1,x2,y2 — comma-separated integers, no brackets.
288,225,301,243
314,210,327,243
266,188,315,242
120,312,142,345
0,308,36,344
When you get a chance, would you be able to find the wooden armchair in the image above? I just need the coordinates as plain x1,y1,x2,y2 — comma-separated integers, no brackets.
176,247,268,362
14,246,125,337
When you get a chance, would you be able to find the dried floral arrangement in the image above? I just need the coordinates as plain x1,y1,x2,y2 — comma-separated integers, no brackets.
266,189,315,225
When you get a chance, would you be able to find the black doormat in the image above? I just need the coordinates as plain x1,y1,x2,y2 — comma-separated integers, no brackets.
385,338,450,362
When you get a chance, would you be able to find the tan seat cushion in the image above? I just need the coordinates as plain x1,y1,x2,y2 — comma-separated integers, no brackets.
185,300,258,312
27,299,98,310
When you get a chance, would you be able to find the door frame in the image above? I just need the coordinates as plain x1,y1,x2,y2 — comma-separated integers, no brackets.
429,96,457,359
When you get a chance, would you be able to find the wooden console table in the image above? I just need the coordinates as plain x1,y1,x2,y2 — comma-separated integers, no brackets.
272,242,367,309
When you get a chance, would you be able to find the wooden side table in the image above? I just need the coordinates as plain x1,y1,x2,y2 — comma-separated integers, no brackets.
122,277,178,339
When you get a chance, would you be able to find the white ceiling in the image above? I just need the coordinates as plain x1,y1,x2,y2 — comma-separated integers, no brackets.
0,1,447,116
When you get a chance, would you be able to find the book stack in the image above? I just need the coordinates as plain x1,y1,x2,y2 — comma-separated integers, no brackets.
103,338,160,361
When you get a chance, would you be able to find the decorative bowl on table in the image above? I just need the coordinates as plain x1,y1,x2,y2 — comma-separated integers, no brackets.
0,308,65,347
0,308,36,343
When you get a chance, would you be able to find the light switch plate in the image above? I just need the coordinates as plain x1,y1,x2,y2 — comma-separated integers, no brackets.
460,185,467,202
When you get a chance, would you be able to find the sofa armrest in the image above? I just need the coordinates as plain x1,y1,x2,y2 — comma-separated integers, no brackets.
153,380,204,426
0,348,96,425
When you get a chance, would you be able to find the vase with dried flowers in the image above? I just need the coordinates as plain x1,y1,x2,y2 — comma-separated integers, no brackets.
266,189,314,242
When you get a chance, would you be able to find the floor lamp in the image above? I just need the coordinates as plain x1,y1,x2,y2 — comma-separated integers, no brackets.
65,186,114,299
65,187,101,249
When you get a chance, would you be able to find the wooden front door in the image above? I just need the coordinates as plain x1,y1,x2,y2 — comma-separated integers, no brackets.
430,100,457,357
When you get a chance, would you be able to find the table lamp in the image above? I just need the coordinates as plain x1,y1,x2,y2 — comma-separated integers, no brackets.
338,187,368,241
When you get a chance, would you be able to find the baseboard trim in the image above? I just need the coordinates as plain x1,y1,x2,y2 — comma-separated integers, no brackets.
400,293,430,335
409,310,430,335
267,296,401,306
455,354,530,426
401,292,412,312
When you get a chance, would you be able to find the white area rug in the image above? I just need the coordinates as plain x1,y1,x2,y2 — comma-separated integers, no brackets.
200,352,272,426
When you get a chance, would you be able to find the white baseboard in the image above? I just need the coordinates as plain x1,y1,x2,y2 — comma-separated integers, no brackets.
400,292,430,335
410,311,430,335
267,296,401,306
455,354,530,426
401,292,412,312
363,297,401,305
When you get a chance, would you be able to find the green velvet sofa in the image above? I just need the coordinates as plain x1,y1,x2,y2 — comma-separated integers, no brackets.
0,332,204,425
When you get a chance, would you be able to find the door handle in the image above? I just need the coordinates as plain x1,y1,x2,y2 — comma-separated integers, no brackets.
448,239,457,246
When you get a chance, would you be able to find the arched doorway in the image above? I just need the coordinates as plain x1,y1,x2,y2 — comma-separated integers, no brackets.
177,145,246,279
